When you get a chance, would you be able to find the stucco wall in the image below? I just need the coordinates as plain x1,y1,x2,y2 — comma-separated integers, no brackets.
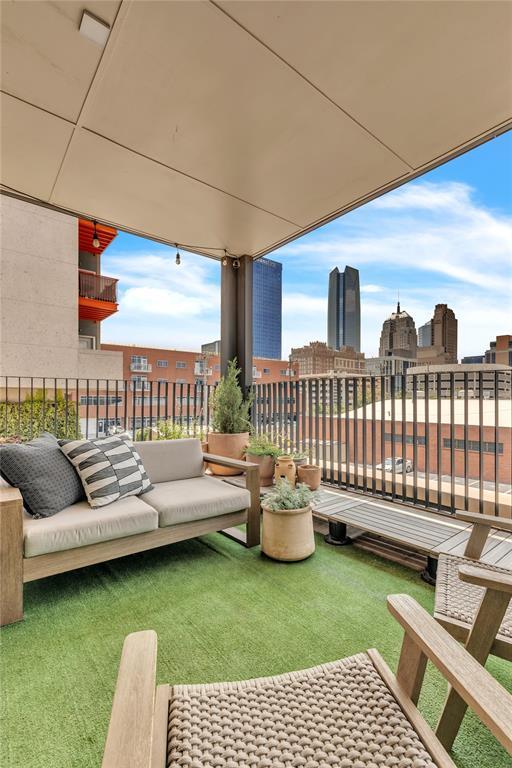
0,197,122,380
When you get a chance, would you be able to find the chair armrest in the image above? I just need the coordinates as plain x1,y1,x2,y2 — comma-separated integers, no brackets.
0,486,24,626
203,453,258,472
388,594,512,753
102,630,157,768
459,563,512,595
454,511,512,532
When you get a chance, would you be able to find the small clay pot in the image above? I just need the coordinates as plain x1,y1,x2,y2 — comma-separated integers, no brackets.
274,455,296,486
261,504,315,561
297,464,321,491
246,453,275,487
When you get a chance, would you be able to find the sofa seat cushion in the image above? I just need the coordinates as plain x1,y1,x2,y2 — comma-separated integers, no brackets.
23,495,158,558
143,476,251,527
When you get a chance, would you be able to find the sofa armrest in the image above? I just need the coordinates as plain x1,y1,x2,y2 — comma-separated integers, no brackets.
102,630,157,768
202,453,258,472
203,454,261,547
0,486,24,625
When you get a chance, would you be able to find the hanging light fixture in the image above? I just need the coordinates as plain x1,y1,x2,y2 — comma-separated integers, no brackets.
175,245,181,266
92,220,100,249
232,258,240,269
222,249,228,267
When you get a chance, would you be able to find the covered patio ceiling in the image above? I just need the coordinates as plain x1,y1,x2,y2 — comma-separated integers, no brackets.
1,0,511,260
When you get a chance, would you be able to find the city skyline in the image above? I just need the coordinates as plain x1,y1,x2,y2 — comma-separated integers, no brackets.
101,131,512,360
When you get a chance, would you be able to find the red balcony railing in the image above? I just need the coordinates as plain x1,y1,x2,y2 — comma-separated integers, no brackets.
79,270,118,303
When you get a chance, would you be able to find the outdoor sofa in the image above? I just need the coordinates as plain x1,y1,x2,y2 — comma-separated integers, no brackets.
0,438,260,626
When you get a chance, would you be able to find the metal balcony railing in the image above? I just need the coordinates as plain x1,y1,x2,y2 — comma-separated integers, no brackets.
1,371,510,518
130,363,152,372
78,269,118,303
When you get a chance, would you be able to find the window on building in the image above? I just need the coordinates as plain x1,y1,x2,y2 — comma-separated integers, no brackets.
176,361,187,369
80,396,123,406
263,368,270,374
156,359,168,368
385,432,426,446
280,369,288,376
443,438,503,454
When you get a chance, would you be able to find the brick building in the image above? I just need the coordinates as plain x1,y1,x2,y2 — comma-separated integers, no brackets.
290,341,364,377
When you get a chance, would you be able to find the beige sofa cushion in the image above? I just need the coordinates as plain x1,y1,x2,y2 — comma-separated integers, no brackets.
23,496,158,558
135,438,204,484
143,476,250,527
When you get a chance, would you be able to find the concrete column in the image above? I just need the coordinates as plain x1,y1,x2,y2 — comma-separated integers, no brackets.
220,255,253,392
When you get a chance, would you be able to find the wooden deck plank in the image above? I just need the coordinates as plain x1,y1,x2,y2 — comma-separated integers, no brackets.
331,505,459,547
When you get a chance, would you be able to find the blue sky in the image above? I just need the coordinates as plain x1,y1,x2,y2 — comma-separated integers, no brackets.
102,131,512,359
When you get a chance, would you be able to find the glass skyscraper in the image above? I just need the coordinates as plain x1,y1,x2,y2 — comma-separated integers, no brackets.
253,258,282,359
327,266,361,352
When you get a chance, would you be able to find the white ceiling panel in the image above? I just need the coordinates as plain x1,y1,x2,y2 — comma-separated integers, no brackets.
1,0,511,259
1,1,121,121
81,0,408,226
50,129,299,257
0,93,74,200
220,0,512,168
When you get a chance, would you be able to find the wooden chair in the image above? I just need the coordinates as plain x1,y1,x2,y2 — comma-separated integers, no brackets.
432,511,512,750
101,594,512,768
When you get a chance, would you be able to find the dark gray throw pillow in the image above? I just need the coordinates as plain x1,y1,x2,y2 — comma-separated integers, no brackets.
0,432,85,517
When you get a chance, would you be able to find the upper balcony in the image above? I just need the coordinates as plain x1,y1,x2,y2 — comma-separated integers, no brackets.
78,269,119,322
130,362,152,373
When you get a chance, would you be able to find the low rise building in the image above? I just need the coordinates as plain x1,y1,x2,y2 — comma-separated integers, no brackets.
290,341,364,377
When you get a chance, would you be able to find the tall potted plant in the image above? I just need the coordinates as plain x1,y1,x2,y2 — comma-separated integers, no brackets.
208,358,252,476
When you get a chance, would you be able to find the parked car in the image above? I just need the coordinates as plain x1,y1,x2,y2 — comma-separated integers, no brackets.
376,457,413,473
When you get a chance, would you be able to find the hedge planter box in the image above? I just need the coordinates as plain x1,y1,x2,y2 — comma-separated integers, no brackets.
207,432,249,476
261,504,315,562
246,453,274,487
297,464,321,491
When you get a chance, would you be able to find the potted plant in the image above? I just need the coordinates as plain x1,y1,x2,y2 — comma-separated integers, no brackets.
297,464,322,490
291,450,309,469
261,479,316,561
246,434,280,486
208,358,253,476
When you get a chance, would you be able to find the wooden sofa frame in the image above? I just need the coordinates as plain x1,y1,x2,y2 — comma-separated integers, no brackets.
101,593,512,768
0,453,260,627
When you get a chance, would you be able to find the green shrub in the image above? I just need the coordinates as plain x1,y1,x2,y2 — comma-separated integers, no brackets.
0,390,81,441
135,418,206,442
246,433,280,458
263,479,315,511
211,358,252,434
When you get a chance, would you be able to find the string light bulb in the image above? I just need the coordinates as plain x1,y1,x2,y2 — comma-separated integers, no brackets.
92,220,100,249
232,258,240,269
222,250,228,267
175,246,181,266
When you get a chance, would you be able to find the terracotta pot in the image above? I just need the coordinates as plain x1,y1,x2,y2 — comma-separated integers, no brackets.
261,504,315,561
293,457,308,469
207,432,249,476
274,455,296,486
297,464,322,491
201,441,208,453
246,453,275,487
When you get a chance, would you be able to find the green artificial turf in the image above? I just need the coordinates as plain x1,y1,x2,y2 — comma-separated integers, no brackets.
1,533,511,768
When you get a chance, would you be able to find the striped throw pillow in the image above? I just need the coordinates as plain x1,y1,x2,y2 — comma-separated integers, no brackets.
59,433,152,508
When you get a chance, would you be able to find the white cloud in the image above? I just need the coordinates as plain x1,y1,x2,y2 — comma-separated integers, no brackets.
101,180,511,360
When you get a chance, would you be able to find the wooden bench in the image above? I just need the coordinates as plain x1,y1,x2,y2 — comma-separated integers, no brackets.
314,490,512,584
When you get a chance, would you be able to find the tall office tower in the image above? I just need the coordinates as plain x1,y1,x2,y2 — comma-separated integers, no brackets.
417,320,432,347
253,257,282,359
379,302,418,359
431,303,458,362
327,266,361,352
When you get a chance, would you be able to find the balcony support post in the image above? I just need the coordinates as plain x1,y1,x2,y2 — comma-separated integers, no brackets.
221,255,253,393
